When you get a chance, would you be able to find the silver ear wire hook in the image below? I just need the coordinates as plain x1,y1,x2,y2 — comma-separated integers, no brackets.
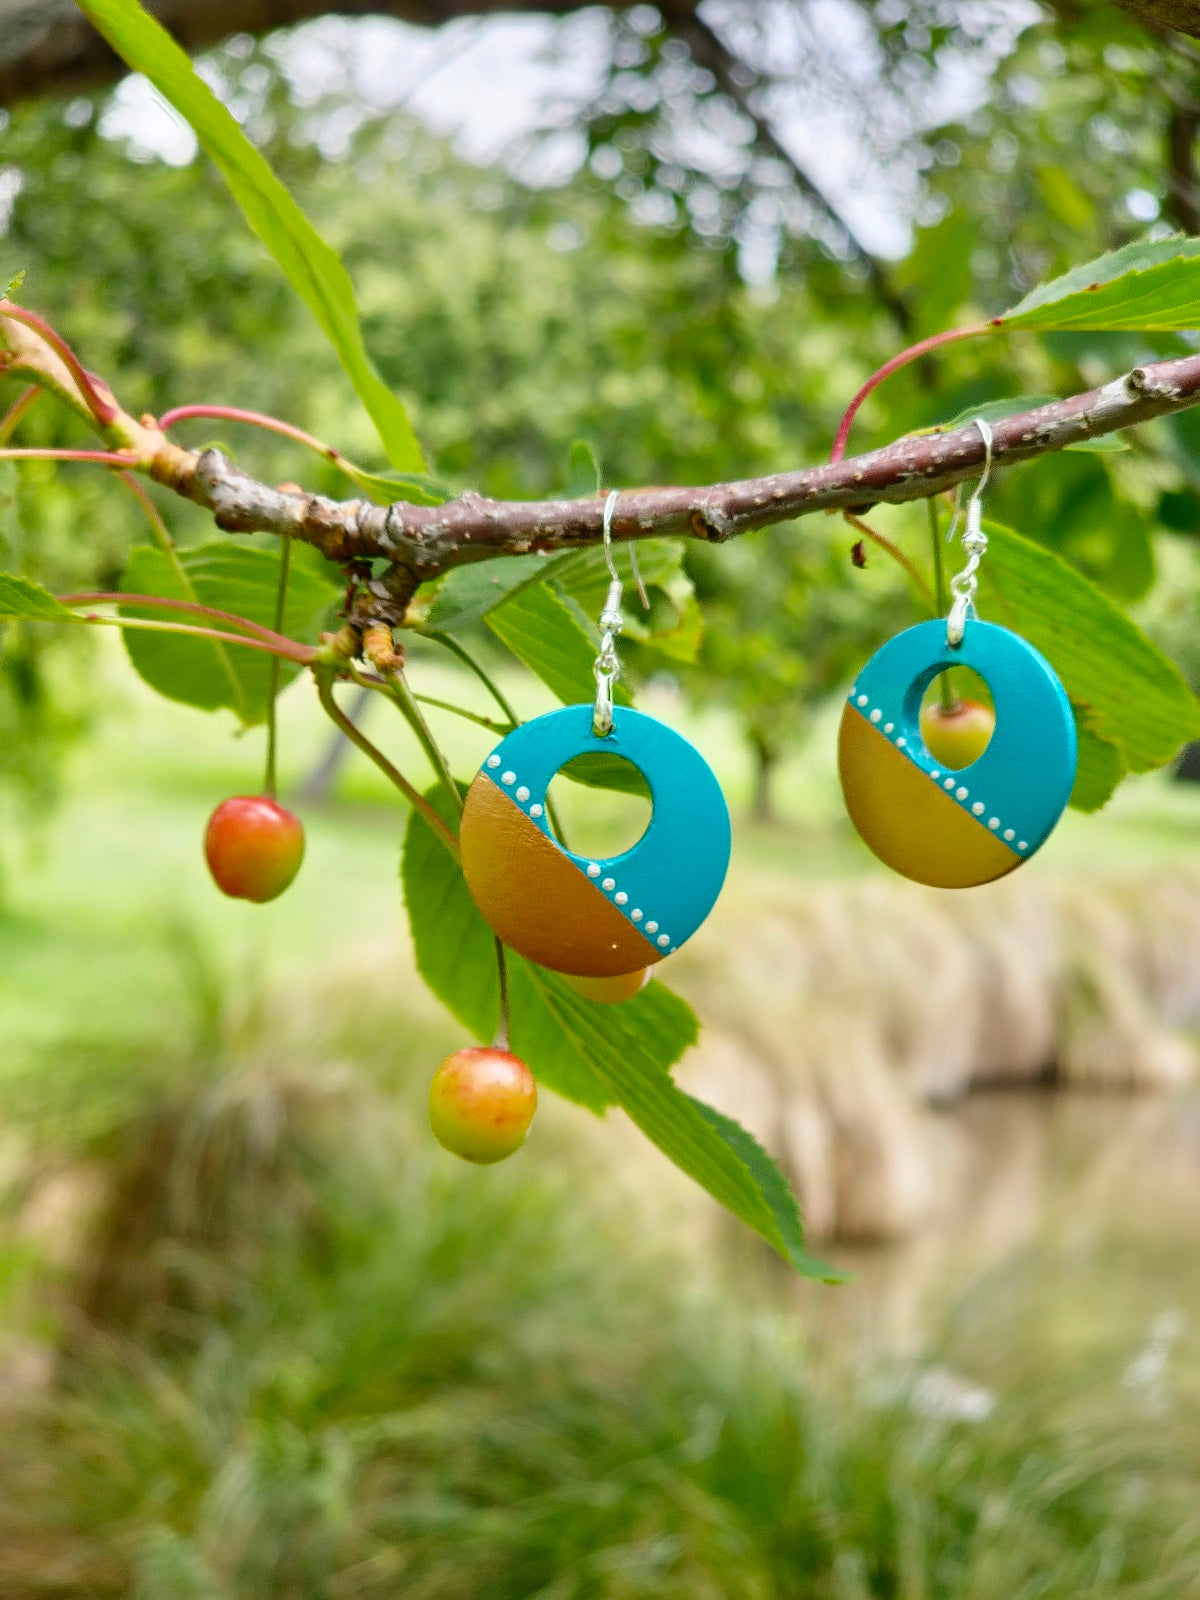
593,490,624,736
946,417,994,647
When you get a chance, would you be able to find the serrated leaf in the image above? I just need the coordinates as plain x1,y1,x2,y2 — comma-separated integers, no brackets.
934,396,1128,452
552,539,688,615
119,541,337,722
486,582,633,708
74,0,423,472
978,521,1200,787
686,1095,846,1281
424,554,557,632
2,269,25,299
0,572,74,622
528,970,838,1278
1002,235,1200,331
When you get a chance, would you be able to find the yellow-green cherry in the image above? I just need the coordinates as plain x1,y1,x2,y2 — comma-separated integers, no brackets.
429,1046,537,1164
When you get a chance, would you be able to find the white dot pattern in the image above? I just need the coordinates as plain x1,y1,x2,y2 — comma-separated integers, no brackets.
485,758,680,954
848,688,1034,861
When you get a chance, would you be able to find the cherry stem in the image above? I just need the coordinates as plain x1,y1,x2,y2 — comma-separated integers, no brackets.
421,630,521,727
315,675,460,860
385,669,463,820
0,301,118,427
829,321,993,463
75,612,318,661
928,499,958,714
57,591,302,652
0,447,136,466
419,629,570,847
493,938,510,1051
264,535,292,800
413,691,511,734
843,511,933,607
0,385,40,446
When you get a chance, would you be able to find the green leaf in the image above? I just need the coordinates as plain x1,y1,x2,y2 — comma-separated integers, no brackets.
934,396,1128,452
400,782,825,1269
564,440,602,499
1001,235,1200,331
74,0,423,472
119,541,337,723
1070,722,1125,812
424,554,557,632
0,572,74,622
686,1095,846,1282
527,970,838,1278
2,269,25,300
551,539,689,615
400,783,609,1110
558,750,652,798
978,520,1200,790
342,465,451,508
486,583,633,708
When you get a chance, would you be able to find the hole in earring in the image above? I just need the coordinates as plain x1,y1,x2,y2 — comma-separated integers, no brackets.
919,667,994,770
547,753,651,858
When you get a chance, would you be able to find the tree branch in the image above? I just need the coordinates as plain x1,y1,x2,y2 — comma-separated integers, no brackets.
657,3,913,331
6,287,1200,622
152,354,1200,604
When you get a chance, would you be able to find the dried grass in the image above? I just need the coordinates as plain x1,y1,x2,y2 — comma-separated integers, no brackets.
671,868,1200,1244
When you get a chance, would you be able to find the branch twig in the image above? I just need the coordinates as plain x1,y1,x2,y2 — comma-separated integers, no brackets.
161,353,1200,593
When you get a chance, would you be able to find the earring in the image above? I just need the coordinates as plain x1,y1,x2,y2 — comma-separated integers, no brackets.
461,490,732,976
839,420,1077,889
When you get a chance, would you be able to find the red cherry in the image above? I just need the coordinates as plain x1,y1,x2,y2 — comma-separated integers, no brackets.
204,795,305,903
429,1046,537,1164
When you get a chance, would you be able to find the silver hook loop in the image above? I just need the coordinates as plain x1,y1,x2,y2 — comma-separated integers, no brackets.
946,418,994,648
593,490,623,736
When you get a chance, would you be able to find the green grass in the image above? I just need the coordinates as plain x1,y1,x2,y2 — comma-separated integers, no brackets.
2,643,1200,1594
2,1067,1200,1600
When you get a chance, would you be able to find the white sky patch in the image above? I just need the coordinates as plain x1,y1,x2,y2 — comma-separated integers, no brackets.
97,2,1037,263
98,72,199,166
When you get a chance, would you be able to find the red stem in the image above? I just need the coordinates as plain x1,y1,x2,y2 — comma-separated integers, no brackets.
79,611,318,663
829,322,994,463
157,404,347,468
0,385,40,446
57,591,304,652
0,301,118,427
0,447,136,466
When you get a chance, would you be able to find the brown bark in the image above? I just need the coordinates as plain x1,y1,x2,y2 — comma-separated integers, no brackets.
1115,0,1200,42
153,353,1200,609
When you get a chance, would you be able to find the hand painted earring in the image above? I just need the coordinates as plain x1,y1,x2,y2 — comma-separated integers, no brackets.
839,420,1077,889
461,491,732,977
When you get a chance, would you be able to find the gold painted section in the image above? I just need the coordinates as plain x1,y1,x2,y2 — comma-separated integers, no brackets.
461,775,661,976
838,706,1022,889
